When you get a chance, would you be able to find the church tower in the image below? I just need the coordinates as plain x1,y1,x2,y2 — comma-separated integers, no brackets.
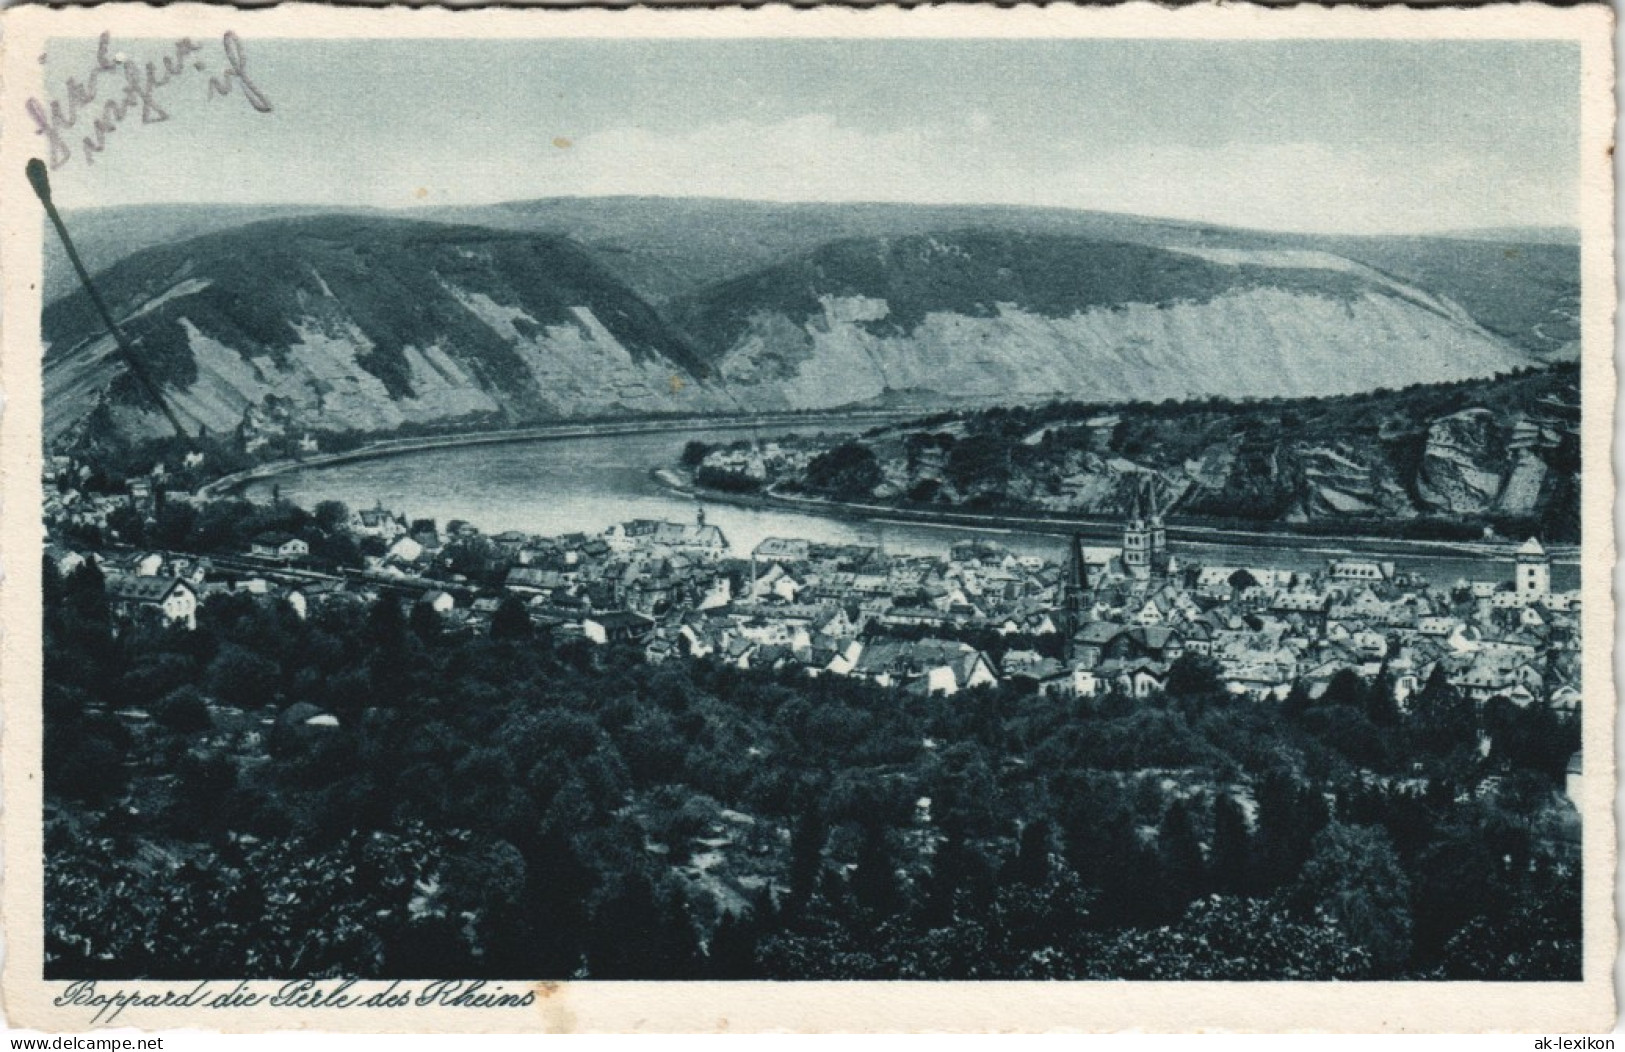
1122,484,1151,581
1146,476,1169,578
1064,532,1092,641
1516,537,1550,599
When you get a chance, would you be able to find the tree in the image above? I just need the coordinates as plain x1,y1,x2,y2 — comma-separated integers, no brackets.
945,434,1012,494
1281,681,1312,721
850,820,902,917
207,644,282,710
1158,799,1206,918
1487,698,1578,780
409,601,443,643
787,805,828,911
1095,811,1165,929
490,595,533,642
169,751,239,833
62,560,109,626
1321,668,1366,710
1365,667,1399,727
1090,896,1373,980
1439,861,1580,980
1165,654,1223,701
1008,819,1053,888
44,684,129,806
42,554,64,607
1227,568,1259,593
587,873,701,979
366,595,408,651
707,910,762,979
106,503,147,545
442,838,530,976
153,684,212,734
517,825,594,978
804,443,882,500
310,532,364,569
151,501,199,548
1210,793,1252,896
1285,823,1413,974
1408,665,1476,756
922,822,978,927
680,441,712,468
1254,771,1329,892
313,500,351,534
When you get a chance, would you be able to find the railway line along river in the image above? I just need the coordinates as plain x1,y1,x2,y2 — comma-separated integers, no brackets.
241,420,1579,592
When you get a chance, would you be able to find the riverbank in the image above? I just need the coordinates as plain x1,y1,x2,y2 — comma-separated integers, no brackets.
655,469,1581,566
200,409,918,500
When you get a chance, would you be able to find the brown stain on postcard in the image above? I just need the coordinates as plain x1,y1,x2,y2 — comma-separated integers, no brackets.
533,982,576,1033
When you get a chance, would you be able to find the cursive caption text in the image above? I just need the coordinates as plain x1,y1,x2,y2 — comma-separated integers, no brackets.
26,31,273,170
55,979,538,1025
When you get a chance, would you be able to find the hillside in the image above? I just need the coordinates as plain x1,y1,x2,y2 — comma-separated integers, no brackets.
41,201,1568,453
43,216,730,445
52,197,1579,355
43,204,366,304
667,230,1532,410
759,366,1581,542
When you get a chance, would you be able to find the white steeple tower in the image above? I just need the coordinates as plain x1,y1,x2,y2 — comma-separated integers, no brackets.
1515,537,1550,599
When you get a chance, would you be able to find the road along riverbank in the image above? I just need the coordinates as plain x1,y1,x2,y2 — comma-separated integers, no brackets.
220,412,1574,589
653,469,1580,568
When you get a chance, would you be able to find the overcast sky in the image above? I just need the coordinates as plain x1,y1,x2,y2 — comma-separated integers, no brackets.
34,36,1578,235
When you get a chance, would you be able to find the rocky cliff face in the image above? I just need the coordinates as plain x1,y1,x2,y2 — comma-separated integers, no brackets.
44,215,1554,455
1415,409,1512,515
785,368,1581,539
54,199,1579,359
44,217,731,446
671,233,1531,410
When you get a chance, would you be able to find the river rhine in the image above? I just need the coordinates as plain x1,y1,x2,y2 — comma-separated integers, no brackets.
244,423,1579,592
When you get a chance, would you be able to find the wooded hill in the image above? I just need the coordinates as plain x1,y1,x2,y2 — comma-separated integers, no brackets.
772,365,1581,542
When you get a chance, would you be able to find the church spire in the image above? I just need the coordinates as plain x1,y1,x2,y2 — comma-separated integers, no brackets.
1069,532,1089,591
1146,475,1169,578
1064,532,1090,646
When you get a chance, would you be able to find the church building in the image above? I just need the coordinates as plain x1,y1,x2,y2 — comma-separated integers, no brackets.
1122,476,1172,582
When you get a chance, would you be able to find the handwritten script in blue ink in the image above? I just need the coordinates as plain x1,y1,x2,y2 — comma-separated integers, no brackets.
25,31,273,170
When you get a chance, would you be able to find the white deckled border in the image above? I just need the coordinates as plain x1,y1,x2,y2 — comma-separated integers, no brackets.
0,2,1614,1033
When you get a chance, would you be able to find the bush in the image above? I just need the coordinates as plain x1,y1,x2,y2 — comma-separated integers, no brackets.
154,685,212,735
804,443,881,500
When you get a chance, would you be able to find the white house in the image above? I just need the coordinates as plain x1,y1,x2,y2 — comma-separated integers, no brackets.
420,590,456,615
106,575,198,630
251,533,309,561
386,535,425,565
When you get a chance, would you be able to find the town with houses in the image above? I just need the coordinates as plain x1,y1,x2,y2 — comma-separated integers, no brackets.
44,453,1582,746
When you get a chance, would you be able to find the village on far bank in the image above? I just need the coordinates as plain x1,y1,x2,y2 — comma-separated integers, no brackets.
43,443,1582,776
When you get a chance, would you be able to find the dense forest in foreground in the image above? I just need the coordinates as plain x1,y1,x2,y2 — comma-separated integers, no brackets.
45,561,1579,980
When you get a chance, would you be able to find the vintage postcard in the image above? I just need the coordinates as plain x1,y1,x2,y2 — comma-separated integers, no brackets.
0,1,1614,1034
